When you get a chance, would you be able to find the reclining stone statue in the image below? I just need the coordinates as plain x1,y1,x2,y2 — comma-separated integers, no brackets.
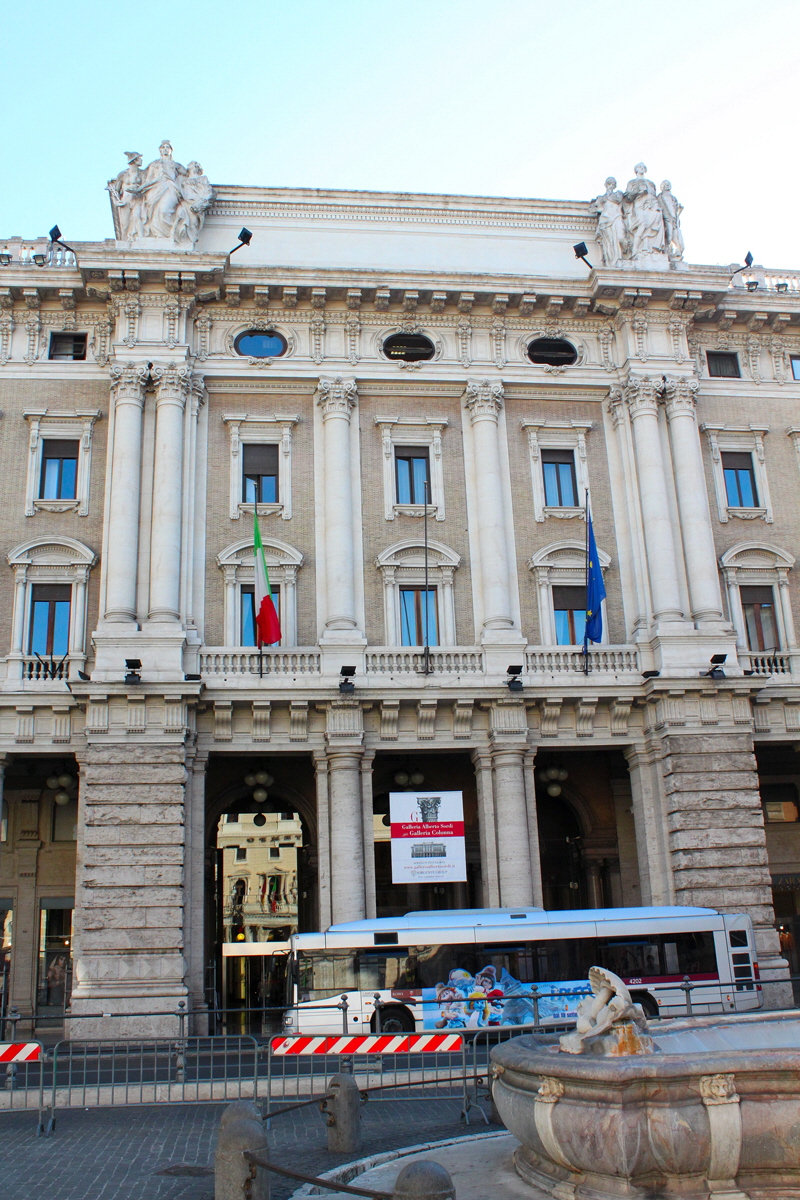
559,966,655,1056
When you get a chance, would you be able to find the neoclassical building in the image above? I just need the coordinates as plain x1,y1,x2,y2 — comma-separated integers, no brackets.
1,148,799,1032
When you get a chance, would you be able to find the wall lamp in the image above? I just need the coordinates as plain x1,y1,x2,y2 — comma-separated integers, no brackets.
124,658,142,684
506,664,524,693
573,241,593,270
228,227,252,256
730,251,754,279
339,665,356,694
703,653,727,680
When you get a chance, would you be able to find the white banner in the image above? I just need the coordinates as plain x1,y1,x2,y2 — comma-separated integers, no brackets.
390,790,467,884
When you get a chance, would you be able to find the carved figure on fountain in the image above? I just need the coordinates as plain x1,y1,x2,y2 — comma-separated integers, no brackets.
559,965,654,1055
108,142,215,250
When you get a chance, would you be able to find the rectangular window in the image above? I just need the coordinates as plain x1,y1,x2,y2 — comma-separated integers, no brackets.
48,333,87,362
722,452,758,507
240,584,281,647
242,443,279,504
269,847,280,858
52,798,78,842
37,905,73,1012
741,585,779,651
791,356,800,381
553,585,586,645
235,846,247,862
541,449,578,507
39,439,79,500
707,351,741,378
395,448,430,505
400,587,438,646
29,584,71,657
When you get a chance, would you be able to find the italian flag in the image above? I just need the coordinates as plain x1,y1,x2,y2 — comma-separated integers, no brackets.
253,510,281,646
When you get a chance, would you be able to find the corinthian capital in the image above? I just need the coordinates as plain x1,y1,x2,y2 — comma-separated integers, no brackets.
663,374,699,418
622,373,661,417
110,361,148,406
152,362,192,407
464,378,504,421
316,376,358,419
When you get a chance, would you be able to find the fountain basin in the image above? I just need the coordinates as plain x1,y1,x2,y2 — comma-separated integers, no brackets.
490,1012,800,1199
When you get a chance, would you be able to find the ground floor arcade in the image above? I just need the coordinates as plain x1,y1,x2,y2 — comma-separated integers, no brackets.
0,691,797,1032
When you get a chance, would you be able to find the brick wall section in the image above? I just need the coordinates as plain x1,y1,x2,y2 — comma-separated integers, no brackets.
71,743,187,1024
661,731,778,955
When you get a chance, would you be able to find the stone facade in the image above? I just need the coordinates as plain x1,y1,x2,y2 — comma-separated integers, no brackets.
1,154,799,1032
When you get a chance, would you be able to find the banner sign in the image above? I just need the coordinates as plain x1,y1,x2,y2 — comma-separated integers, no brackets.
390,790,467,884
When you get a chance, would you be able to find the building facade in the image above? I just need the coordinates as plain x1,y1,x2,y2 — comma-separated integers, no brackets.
1,148,799,1033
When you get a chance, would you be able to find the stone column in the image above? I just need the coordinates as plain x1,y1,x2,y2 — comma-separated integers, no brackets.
663,377,724,621
523,750,544,907
8,788,41,1023
491,746,534,907
361,752,377,920
104,364,148,622
471,750,500,907
313,751,332,930
777,568,798,649
623,375,684,622
316,377,359,635
327,750,366,924
149,365,191,623
69,742,188,1037
463,380,516,635
586,861,603,908
184,750,207,1025
624,744,674,906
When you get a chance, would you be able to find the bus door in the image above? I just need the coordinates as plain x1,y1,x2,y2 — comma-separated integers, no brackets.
721,915,761,1012
222,944,291,1035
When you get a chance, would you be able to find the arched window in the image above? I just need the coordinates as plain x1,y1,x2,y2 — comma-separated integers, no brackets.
216,537,304,647
6,537,97,680
376,540,460,646
529,541,610,646
720,543,796,668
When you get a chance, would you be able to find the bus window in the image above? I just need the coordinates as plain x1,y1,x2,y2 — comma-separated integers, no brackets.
298,952,358,1001
599,941,661,980
358,949,421,991
531,939,594,983
662,933,717,977
479,944,535,984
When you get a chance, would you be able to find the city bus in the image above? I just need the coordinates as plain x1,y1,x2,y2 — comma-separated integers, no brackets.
278,905,761,1035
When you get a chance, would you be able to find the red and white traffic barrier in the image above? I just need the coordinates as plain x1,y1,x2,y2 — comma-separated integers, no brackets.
0,1042,41,1062
271,1033,463,1055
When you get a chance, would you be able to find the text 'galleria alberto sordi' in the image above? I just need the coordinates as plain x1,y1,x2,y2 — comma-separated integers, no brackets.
1,145,800,1034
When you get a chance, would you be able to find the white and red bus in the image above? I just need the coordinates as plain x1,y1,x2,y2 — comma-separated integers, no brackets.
272,905,760,1035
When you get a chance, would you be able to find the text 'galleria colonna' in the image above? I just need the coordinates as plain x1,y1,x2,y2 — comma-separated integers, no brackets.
1,146,799,1032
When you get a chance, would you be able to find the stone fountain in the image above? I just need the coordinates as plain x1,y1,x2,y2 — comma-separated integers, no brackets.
490,967,800,1199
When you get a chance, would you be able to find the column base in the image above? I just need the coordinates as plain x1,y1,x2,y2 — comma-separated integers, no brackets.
67,987,188,1040
92,625,188,682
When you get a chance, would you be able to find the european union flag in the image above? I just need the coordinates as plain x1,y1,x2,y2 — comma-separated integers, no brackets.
585,510,606,645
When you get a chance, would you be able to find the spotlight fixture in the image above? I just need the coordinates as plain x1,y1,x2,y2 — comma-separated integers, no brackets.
641,669,660,678
228,227,253,256
124,658,142,684
339,665,356,694
506,664,524,692
32,251,47,266
777,282,789,294
704,653,727,681
0,250,10,265
77,670,91,681
746,280,759,292
573,241,593,269
730,252,754,279
184,672,201,681
49,225,76,255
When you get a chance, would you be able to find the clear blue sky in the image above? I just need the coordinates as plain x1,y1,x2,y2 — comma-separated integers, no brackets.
2,0,798,269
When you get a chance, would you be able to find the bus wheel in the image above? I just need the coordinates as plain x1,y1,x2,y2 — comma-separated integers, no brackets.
632,993,659,1020
372,1007,415,1034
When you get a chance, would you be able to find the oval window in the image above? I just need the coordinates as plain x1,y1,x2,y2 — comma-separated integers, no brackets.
382,333,435,362
234,329,288,358
527,338,578,366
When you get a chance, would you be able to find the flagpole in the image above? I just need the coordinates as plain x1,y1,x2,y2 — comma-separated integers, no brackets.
583,488,590,677
423,478,431,675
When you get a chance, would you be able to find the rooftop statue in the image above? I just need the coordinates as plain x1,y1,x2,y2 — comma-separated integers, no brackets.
592,164,682,270
107,142,215,250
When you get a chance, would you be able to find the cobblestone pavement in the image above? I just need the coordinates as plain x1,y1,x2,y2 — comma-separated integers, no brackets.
0,1097,499,1200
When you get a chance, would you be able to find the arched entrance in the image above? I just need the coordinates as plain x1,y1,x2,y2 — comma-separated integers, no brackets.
204,753,317,1031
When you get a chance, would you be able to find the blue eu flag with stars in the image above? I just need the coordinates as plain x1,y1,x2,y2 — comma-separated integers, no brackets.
585,509,605,647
